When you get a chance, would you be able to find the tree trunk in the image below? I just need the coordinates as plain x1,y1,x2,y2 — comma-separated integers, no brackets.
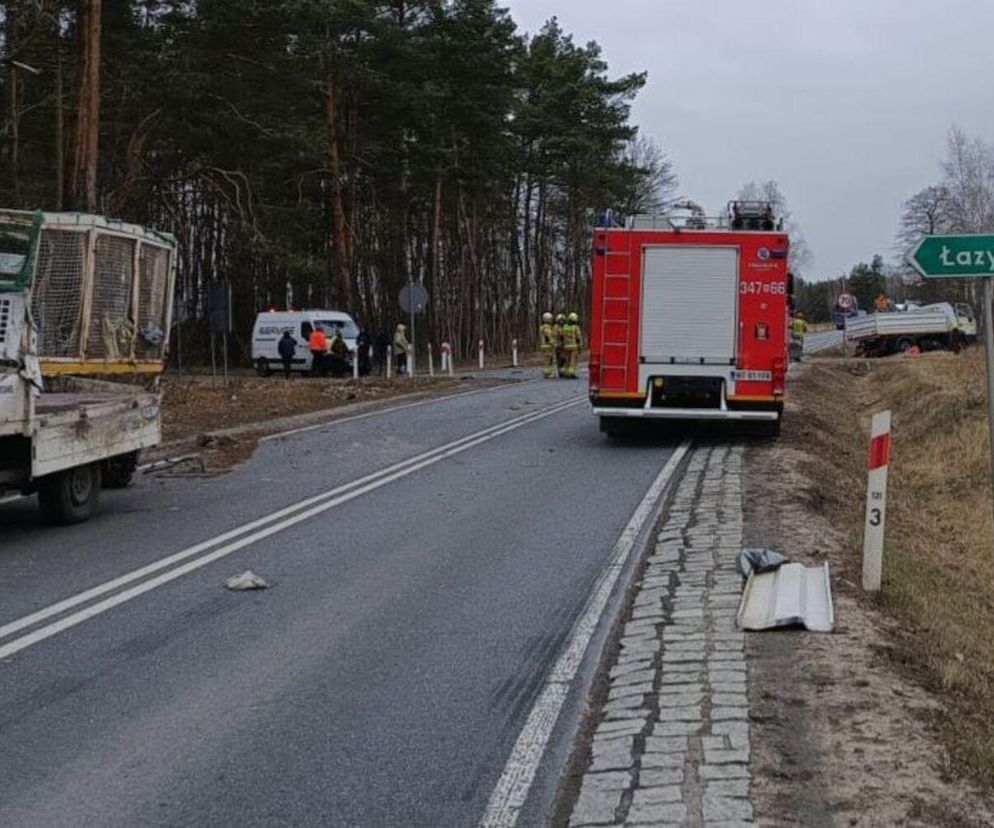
325,79,352,306
71,0,102,212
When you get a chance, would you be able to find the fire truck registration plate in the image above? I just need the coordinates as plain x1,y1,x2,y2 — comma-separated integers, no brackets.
731,370,772,382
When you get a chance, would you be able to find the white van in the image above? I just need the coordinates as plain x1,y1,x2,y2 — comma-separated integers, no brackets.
251,310,360,375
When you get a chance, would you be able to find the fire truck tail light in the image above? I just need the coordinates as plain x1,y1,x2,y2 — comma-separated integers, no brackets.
754,322,768,341
772,357,786,395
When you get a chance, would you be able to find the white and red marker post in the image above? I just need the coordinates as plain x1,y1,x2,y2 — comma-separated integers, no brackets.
511,338,519,368
478,339,485,370
862,409,892,592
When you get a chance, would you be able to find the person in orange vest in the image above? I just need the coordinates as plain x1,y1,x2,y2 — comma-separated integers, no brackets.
309,325,329,376
874,293,890,313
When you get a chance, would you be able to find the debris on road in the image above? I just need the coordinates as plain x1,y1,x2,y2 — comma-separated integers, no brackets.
736,547,790,580
737,562,834,633
225,571,270,591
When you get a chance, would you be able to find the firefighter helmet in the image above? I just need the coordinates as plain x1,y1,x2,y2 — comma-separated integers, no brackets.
568,312,579,323
542,312,553,322
556,313,566,323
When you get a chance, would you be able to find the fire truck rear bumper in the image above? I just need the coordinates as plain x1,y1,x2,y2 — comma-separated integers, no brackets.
591,406,778,422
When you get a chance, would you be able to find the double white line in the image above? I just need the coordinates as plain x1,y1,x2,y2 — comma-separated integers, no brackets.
0,396,583,663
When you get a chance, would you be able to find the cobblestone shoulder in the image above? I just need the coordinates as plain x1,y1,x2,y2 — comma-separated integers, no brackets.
564,446,751,827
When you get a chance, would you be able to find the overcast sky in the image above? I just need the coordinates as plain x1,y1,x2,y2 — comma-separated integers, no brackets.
502,0,994,280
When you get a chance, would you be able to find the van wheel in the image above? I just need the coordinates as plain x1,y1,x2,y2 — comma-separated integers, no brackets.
38,463,102,525
256,358,271,377
896,337,914,353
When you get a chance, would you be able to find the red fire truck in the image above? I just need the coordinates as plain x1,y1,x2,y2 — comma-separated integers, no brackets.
589,201,791,437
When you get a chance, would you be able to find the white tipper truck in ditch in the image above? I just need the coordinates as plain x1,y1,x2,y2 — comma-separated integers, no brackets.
0,210,176,524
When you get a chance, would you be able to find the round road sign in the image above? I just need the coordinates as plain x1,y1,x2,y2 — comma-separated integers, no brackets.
837,293,856,310
399,283,429,315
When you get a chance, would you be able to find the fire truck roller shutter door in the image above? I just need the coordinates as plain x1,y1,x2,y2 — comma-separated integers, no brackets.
640,246,739,364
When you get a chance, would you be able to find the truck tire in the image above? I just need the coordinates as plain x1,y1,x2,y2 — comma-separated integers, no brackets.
103,452,139,489
896,336,915,353
600,416,628,438
38,463,102,525
256,358,271,377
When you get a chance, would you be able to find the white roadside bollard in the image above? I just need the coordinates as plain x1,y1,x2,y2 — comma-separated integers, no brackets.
352,348,359,380
478,339,485,370
368,344,374,371
386,347,393,379
406,344,414,378
442,342,453,377
512,338,519,368
862,409,892,592
428,343,435,377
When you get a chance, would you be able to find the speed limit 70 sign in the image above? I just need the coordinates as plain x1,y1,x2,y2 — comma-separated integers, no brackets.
837,293,856,310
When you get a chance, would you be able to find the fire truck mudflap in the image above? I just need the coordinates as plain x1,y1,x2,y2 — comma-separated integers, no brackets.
589,203,789,435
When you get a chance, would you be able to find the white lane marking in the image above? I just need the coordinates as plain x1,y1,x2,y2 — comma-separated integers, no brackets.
0,396,577,644
0,398,584,662
259,379,538,442
480,441,692,828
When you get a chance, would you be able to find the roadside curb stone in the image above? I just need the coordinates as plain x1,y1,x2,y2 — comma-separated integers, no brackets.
565,447,754,826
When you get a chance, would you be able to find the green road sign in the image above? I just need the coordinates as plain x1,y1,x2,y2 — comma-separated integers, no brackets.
908,234,994,279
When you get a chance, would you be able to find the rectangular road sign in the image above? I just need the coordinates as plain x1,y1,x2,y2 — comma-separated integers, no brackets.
908,234,994,278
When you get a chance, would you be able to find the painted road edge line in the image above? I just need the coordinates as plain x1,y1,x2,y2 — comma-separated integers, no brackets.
480,440,692,828
0,399,585,662
0,396,580,645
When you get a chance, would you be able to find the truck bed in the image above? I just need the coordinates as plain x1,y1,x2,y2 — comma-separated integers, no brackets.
32,389,161,478
845,308,955,341
35,393,132,414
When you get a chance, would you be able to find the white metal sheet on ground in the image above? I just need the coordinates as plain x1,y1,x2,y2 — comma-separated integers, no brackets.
737,562,834,633
640,246,738,363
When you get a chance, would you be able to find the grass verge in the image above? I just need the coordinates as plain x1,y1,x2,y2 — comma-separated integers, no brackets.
791,349,994,787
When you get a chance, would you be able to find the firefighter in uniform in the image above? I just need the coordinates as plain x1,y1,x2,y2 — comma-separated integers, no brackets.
554,313,566,374
561,312,583,379
789,311,807,362
539,312,557,378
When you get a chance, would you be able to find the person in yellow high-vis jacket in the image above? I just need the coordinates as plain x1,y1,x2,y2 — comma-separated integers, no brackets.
554,313,566,373
561,312,583,379
539,312,557,378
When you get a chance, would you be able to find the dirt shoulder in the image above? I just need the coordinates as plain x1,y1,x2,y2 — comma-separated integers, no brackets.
743,355,994,825
152,372,496,473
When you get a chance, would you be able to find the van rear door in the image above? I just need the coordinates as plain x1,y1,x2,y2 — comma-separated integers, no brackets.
640,246,739,364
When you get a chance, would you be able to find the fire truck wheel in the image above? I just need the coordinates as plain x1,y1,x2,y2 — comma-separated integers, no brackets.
38,463,103,525
747,418,782,439
599,416,629,438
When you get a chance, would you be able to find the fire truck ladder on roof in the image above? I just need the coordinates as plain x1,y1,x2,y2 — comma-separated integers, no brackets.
602,245,633,390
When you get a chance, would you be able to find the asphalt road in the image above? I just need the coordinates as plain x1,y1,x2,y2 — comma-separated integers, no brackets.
804,329,844,354
0,372,682,827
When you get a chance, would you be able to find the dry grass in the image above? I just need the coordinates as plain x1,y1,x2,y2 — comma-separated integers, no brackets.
791,350,994,787
160,374,463,443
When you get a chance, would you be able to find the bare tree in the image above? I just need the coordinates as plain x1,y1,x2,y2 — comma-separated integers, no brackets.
896,185,951,250
736,179,812,274
941,126,994,234
622,135,678,214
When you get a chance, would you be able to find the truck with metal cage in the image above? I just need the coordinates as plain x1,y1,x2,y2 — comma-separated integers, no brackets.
0,210,176,523
589,201,791,437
